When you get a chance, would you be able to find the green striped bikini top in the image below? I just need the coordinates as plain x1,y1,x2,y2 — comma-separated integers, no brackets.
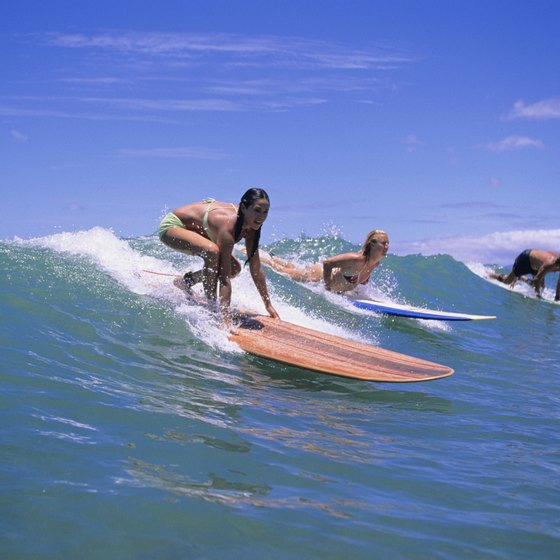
202,198,237,243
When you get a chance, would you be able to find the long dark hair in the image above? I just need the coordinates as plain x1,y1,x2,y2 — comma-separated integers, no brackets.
234,188,270,264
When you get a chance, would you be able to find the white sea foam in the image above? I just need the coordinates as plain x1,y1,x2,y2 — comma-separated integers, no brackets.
23,227,369,350
466,261,558,303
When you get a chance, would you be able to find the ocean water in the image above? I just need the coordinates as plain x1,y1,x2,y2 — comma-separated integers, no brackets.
2,228,559,559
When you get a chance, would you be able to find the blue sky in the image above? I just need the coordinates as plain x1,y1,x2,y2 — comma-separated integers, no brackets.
2,0,559,263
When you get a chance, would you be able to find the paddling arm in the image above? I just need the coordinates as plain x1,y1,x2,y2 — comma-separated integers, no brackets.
533,262,560,300
249,252,279,319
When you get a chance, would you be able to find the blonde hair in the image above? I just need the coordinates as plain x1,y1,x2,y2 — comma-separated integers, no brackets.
361,229,388,258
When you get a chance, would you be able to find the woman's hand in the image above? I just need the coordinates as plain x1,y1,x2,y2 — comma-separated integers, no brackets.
221,309,235,332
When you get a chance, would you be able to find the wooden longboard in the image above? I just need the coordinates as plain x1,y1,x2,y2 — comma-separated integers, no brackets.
229,313,454,382
141,271,454,382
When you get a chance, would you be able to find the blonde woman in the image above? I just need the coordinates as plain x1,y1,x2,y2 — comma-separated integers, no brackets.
260,230,389,293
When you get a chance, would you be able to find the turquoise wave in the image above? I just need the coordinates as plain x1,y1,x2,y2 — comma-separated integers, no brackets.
1,228,559,559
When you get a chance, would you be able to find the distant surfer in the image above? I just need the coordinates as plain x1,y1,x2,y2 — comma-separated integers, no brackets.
489,249,560,301
259,230,390,293
157,188,280,323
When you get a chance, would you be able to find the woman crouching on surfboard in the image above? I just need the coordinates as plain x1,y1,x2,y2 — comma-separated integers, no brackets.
260,230,390,293
158,188,279,322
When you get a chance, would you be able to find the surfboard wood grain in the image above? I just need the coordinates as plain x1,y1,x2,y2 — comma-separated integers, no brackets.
229,313,454,382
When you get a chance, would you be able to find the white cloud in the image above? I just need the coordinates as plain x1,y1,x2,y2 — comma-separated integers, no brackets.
10,129,28,142
120,147,229,159
66,203,84,212
402,134,422,153
484,135,543,152
397,228,560,264
507,98,560,120
46,32,414,71
4,32,415,122
489,176,502,188
0,104,178,123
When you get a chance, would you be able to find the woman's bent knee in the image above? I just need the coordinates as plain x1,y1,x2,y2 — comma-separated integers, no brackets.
231,258,242,277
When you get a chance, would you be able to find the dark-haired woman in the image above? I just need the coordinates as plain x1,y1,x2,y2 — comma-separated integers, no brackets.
158,189,279,321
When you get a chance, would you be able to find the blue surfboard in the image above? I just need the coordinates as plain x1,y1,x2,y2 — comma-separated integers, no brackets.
350,298,496,321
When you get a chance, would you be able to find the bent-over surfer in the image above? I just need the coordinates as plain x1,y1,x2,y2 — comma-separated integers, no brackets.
260,230,389,294
489,249,560,301
157,188,280,323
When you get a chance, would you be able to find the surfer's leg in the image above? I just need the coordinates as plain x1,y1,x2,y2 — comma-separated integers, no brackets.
287,263,323,283
183,270,203,288
489,270,517,285
170,270,205,298
503,272,518,286
161,226,219,300
200,250,220,301
253,250,322,283
267,259,322,283
531,276,545,297
497,251,535,288
263,255,305,277
257,251,276,267
231,256,241,278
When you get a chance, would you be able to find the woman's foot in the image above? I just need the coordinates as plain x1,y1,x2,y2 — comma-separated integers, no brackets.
173,271,195,294
183,271,195,289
